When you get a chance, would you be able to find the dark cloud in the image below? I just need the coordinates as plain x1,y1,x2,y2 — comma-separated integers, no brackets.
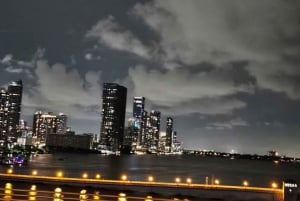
0,1,300,156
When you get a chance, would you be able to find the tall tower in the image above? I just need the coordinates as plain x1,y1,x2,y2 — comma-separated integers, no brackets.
0,80,23,139
133,97,145,120
165,117,173,151
132,97,145,146
56,113,67,134
100,83,127,152
0,88,8,139
148,110,161,152
141,110,148,147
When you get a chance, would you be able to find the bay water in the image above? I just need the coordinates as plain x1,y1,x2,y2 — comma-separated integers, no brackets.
1,153,299,188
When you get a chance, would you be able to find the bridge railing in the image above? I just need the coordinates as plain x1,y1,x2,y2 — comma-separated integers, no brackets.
0,183,183,201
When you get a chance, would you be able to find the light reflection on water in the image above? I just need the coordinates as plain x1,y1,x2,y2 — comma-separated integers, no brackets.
1,153,299,187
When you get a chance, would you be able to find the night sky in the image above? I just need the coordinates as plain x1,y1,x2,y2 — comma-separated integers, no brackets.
1,1,300,156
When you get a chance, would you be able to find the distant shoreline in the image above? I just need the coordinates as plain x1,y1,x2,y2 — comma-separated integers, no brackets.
46,147,300,164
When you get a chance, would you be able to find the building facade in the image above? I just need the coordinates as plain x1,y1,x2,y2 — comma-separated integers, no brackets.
100,83,127,153
46,133,93,150
131,97,145,149
33,111,67,144
133,97,145,120
123,118,139,153
165,117,173,152
56,113,67,134
141,110,148,147
0,80,23,140
147,110,161,152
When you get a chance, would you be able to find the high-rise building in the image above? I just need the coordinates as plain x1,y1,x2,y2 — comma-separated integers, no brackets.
0,80,23,140
141,110,148,147
56,113,67,134
100,83,127,152
148,110,161,152
33,111,68,143
132,97,145,146
165,117,173,151
124,118,139,153
133,97,145,120
0,88,8,139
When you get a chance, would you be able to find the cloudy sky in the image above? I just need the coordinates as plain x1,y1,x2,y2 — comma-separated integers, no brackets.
1,1,300,156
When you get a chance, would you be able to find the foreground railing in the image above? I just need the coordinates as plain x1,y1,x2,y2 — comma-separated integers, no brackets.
0,172,285,201
0,183,179,201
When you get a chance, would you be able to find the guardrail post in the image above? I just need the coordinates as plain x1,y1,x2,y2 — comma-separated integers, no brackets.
28,185,37,201
3,183,12,201
53,187,63,201
118,193,127,201
79,189,88,201
93,191,100,200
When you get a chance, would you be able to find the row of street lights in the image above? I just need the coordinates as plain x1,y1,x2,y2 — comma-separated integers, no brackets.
5,168,279,189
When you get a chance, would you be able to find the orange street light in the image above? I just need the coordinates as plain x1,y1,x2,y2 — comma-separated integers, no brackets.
148,176,154,182
95,174,101,179
56,171,63,177
175,177,181,183
7,168,13,174
121,174,127,181
214,179,220,185
82,173,88,179
272,182,278,188
186,178,192,184
243,180,249,187
32,170,38,176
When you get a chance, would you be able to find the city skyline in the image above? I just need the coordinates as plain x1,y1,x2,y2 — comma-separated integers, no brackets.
0,1,300,156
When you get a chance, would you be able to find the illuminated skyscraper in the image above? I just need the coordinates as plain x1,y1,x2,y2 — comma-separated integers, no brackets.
0,88,8,139
33,112,67,143
100,83,127,152
148,110,161,151
141,110,148,146
133,97,145,120
165,117,173,151
0,80,23,139
124,118,139,153
56,113,67,134
132,97,145,147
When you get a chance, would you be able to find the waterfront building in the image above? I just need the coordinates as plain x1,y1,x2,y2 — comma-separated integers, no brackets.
165,117,173,152
147,110,161,152
33,111,68,144
140,110,148,148
158,133,166,153
132,97,145,148
124,118,139,153
144,112,151,149
17,134,33,146
46,132,93,150
0,80,23,140
268,150,279,157
0,88,8,140
133,97,145,120
83,132,99,144
16,119,33,146
56,113,67,134
100,83,127,153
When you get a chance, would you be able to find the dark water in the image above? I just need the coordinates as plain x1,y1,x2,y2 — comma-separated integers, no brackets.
1,153,299,188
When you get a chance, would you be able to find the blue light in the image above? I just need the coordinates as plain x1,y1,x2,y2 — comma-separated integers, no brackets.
134,122,139,129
